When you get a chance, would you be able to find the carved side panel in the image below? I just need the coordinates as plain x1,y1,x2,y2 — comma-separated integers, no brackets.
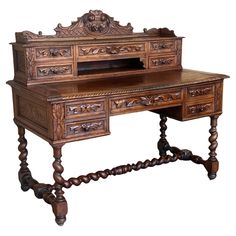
18,96,48,129
214,82,223,112
52,104,65,140
15,50,26,73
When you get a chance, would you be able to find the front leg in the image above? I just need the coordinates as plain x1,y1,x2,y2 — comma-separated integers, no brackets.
52,144,68,226
17,124,38,191
204,115,219,180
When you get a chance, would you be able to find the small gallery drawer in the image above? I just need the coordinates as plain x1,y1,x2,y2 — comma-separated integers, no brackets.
149,40,176,53
187,84,214,100
111,90,182,115
184,100,214,119
65,118,109,139
65,99,106,119
149,55,177,69
36,64,73,78
78,43,145,58
35,46,73,60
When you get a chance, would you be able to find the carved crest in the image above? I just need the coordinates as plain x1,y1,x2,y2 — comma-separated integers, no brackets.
54,10,133,37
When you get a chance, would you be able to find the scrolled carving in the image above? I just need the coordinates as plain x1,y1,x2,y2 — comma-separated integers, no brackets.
151,41,174,51
37,65,72,77
68,103,102,115
144,27,176,37
25,48,35,78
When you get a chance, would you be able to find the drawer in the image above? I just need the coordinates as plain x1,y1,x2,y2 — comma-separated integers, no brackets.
35,46,73,60
65,118,109,139
78,43,145,59
65,99,106,119
36,64,73,78
187,84,214,100
184,100,214,119
111,90,182,115
149,55,177,69
149,40,176,53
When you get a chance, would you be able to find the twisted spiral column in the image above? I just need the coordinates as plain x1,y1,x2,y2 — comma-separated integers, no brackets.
157,114,169,156
206,115,219,179
52,144,67,226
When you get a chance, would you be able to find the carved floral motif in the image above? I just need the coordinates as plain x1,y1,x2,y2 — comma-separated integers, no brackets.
188,87,212,97
25,48,35,78
36,47,71,58
151,41,174,51
67,103,102,115
37,65,72,77
68,122,103,134
151,58,174,66
187,103,211,114
79,44,145,56
113,92,181,109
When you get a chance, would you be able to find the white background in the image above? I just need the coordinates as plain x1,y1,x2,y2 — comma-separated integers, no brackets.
0,0,235,235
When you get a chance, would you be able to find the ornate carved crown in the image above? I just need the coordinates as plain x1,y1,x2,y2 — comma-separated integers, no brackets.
15,10,176,42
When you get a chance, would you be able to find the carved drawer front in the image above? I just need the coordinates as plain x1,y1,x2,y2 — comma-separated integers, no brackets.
149,40,176,53
65,118,109,139
184,100,214,119
149,55,177,69
36,64,73,78
35,46,73,60
65,99,105,119
78,43,145,59
187,84,214,100
111,90,182,114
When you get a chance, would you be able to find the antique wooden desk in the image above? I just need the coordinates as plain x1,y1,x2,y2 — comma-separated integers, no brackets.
7,10,229,225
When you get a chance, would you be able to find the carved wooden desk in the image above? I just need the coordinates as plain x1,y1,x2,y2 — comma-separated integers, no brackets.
7,10,229,225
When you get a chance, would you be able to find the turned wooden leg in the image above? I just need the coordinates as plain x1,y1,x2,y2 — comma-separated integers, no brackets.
52,144,68,226
204,115,219,180
157,114,170,156
17,125,38,191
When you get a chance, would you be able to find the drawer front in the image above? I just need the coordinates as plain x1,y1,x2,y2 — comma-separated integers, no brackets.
35,46,73,60
111,90,182,114
78,43,145,59
65,118,109,139
149,55,177,69
65,99,106,119
187,84,214,100
184,100,214,118
150,40,176,53
36,64,73,78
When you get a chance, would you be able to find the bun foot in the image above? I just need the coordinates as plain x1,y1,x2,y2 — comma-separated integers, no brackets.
55,217,66,226
208,172,217,180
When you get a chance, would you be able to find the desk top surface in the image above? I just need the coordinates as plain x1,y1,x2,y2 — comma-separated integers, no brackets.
9,69,228,101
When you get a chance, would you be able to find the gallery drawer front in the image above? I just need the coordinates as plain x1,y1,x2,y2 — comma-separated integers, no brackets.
65,99,106,119
35,46,73,60
36,64,73,78
110,90,182,114
149,40,176,53
184,100,214,119
65,118,109,139
78,42,145,59
149,55,177,69
186,84,214,100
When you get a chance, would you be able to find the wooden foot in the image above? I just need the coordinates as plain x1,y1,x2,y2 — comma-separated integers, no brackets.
52,144,68,225
204,115,219,180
